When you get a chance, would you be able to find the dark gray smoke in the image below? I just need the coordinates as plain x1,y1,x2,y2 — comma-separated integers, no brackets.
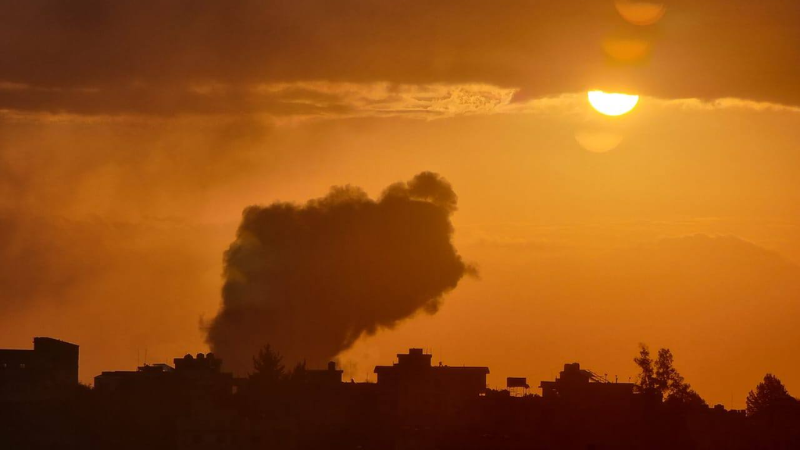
205,172,474,374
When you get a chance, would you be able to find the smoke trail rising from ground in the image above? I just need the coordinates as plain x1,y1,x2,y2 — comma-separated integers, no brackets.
205,172,474,374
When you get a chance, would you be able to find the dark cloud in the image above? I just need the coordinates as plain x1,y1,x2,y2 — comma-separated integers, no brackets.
0,0,798,115
205,172,474,374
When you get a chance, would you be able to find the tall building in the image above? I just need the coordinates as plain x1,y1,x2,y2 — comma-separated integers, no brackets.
0,337,79,400
374,348,489,418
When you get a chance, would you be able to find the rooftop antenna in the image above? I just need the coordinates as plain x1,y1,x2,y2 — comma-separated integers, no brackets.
144,348,148,366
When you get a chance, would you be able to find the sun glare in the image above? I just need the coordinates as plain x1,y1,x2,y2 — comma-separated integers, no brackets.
587,90,639,116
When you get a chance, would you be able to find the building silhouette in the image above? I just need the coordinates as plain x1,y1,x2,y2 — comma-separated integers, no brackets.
374,348,489,418
0,337,79,401
305,361,344,386
2,338,798,450
540,362,635,405
95,352,234,400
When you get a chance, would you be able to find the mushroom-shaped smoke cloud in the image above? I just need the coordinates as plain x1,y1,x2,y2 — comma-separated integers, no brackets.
205,172,474,374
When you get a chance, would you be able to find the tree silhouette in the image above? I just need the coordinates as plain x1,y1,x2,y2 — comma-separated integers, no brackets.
250,344,286,387
746,374,797,416
666,380,707,408
635,344,706,406
634,344,658,394
655,348,678,393
287,360,307,383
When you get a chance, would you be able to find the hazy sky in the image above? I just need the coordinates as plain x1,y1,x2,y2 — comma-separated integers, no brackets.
1,0,799,409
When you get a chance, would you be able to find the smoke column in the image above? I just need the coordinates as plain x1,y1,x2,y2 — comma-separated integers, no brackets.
205,172,473,374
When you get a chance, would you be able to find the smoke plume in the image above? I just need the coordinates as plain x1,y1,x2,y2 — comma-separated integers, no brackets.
205,172,473,374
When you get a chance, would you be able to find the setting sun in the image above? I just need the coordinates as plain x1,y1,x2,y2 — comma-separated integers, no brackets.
588,90,640,116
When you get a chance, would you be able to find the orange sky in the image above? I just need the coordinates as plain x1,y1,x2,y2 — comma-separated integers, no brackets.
2,0,800,409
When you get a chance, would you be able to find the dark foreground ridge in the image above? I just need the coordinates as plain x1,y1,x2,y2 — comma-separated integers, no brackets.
2,338,799,450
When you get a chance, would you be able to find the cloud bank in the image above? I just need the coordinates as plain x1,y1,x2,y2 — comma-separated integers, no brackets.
1,0,799,116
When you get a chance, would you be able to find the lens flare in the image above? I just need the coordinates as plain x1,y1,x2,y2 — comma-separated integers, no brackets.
602,38,652,63
575,129,624,153
614,1,666,26
587,91,639,116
